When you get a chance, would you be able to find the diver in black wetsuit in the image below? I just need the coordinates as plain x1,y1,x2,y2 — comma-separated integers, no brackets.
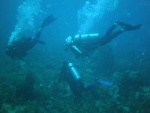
64,21,142,58
59,61,84,97
59,61,112,97
5,15,56,60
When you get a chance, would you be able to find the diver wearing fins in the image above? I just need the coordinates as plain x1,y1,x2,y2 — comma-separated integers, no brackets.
59,61,113,97
5,15,56,60
64,21,142,58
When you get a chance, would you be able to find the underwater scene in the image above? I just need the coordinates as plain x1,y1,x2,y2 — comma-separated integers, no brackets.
0,0,150,113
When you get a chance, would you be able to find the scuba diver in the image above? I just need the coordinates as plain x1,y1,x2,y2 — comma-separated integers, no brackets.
5,15,56,60
59,61,113,97
64,21,142,58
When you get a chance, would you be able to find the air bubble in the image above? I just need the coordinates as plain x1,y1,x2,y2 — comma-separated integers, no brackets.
8,0,42,45
78,0,119,34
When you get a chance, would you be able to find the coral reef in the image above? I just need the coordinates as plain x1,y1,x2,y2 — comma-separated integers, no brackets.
0,54,150,113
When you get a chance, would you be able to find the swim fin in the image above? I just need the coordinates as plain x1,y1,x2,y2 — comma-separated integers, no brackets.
41,15,56,28
97,80,113,86
116,21,142,31
84,80,113,89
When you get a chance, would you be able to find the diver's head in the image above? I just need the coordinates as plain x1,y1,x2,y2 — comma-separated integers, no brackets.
64,36,74,47
5,44,27,60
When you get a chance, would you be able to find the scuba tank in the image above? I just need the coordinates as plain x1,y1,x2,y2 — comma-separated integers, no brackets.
74,33,99,41
67,62,81,80
64,33,99,57
65,33,99,46
61,61,84,96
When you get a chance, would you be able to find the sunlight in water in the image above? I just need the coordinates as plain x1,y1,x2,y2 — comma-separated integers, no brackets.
78,0,118,34
8,0,43,45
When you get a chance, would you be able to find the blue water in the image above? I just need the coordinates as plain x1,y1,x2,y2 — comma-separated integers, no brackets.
0,0,150,112
1,0,149,58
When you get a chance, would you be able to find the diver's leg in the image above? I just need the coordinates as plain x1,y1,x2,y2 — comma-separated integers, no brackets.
94,23,117,46
27,29,42,49
95,22,141,47
34,15,56,40
104,24,117,37
97,29,124,46
107,29,124,42
35,29,42,39
41,15,56,29
116,21,142,31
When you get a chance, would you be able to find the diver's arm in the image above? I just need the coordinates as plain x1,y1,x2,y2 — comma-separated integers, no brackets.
70,45,82,58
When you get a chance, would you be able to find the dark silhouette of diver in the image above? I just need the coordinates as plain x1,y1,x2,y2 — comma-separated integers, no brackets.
59,61,113,97
64,21,142,58
5,15,56,60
